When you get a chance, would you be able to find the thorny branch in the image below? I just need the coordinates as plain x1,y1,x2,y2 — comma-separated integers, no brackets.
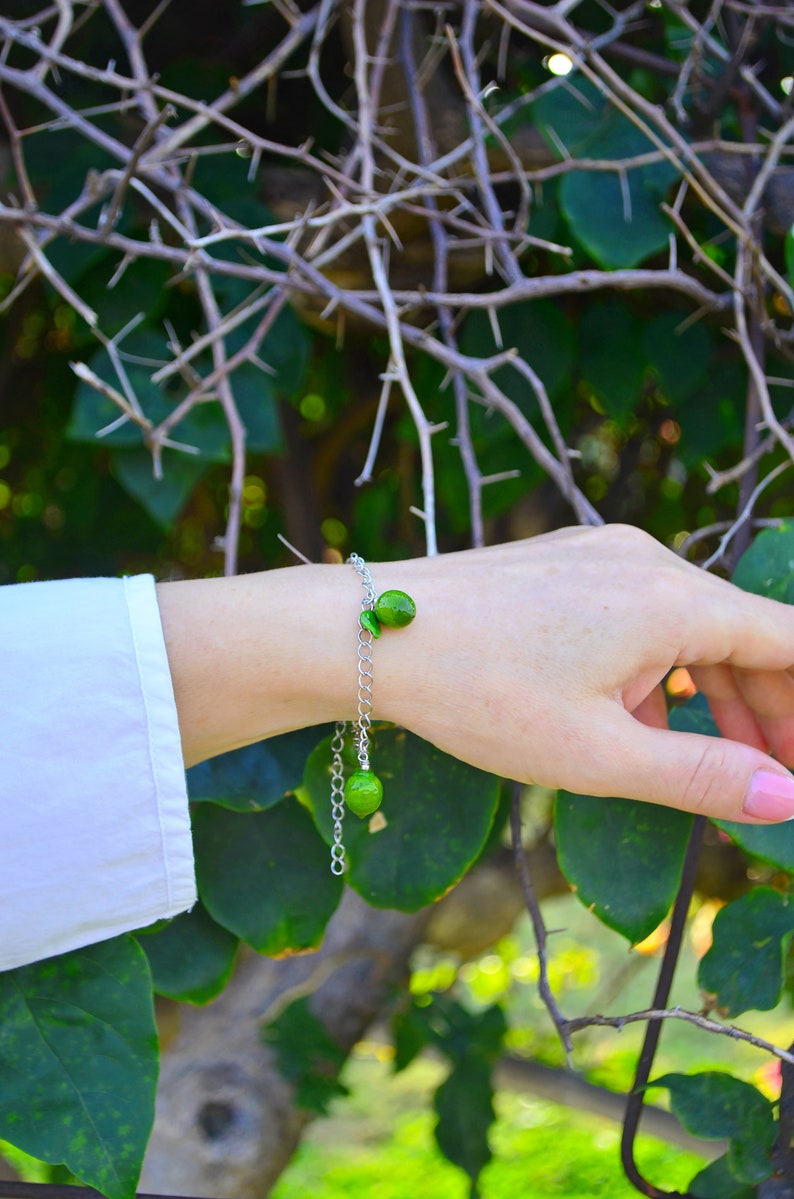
565,1007,794,1069
2,0,792,563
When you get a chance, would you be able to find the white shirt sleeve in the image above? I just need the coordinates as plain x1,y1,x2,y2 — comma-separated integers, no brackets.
0,574,197,972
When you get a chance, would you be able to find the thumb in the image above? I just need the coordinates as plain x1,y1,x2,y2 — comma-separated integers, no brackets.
590,706,794,823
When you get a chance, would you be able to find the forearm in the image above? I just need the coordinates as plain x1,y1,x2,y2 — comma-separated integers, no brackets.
156,565,362,766
156,526,794,823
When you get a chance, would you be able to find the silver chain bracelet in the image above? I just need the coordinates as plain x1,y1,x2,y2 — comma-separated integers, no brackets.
329,554,416,875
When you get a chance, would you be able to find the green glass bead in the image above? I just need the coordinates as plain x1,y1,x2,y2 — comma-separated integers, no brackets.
359,609,382,638
344,769,384,818
374,589,416,629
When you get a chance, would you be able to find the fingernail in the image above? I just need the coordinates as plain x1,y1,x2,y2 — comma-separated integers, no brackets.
743,770,794,821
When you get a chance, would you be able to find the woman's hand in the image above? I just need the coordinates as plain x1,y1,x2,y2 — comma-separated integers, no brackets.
158,524,794,824
375,524,794,823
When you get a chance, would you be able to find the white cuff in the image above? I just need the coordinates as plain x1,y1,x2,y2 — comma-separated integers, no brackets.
0,574,196,972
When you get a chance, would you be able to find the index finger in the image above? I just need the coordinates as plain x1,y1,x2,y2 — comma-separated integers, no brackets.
679,572,794,673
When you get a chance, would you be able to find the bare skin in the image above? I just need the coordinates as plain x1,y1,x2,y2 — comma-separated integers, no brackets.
156,524,794,824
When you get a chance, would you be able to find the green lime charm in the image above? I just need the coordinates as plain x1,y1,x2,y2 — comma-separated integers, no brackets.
374,589,416,629
359,609,382,638
344,769,384,818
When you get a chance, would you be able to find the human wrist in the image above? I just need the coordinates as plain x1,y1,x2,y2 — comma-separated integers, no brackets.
157,564,358,764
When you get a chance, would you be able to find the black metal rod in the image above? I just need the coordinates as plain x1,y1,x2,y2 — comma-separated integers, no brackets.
620,814,707,1199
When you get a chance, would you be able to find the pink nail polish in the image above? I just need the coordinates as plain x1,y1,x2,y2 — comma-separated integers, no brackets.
743,771,794,821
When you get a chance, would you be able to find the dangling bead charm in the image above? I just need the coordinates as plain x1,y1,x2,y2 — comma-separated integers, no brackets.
344,768,384,818
375,589,416,628
359,609,382,639
329,556,417,872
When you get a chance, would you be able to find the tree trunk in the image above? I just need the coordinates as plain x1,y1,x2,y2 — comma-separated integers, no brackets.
140,890,430,1198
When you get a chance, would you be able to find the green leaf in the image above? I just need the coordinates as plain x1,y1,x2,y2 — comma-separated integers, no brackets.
76,259,172,339
257,306,311,397
434,1057,495,1188
717,818,794,873
0,936,158,1199
698,887,794,1016
560,167,674,269
786,225,794,288
673,359,745,468
554,793,693,943
110,447,208,531
301,729,500,912
22,128,115,244
136,902,238,1005
392,1004,432,1074
67,338,172,449
192,798,343,954
261,997,349,1115
642,312,712,404
532,78,618,155
459,299,575,411
418,995,507,1066
669,691,719,737
187,726,332,812
579,301,646,422
533,79,676,268
732,521,794,602
689,1154,756,1199
651,1072,775,1185
234,363,282,452
68,334,281,464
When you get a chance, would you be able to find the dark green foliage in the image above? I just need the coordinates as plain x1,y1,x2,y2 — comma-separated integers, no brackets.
642,312,712,407
717,819,794,874
554,792,693,943
0,937,158,1199
262,998,350,1115
110,449,209,529
651,1073,775,1187
578,301,647,423
672,359,746,469
301,728,501,911
669,692,719,738
459,299,576,416
532,80,677,268
391,1002,430,1073
433,1057,495,1196
698,888,794,1016
192,799,343,954
732,521,794,603
393,995,506,1194
136,902,239,1005
187,726,332,812
688,1154,758,1199
67,324,289,529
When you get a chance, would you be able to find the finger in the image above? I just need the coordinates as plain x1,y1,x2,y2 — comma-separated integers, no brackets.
755,716,794,767
732,665,794,717
690,664,768,751
731,666,794,764
582,702,794,823
692,663,794,763
684,578,794,673
631,684,668,731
